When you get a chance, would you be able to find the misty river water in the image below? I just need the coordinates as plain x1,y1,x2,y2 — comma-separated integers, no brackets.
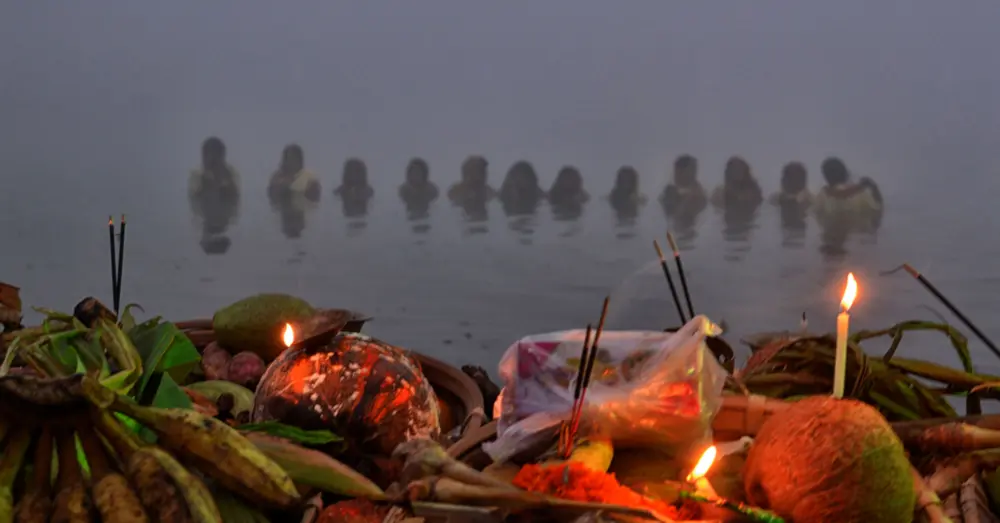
2,2,1000,377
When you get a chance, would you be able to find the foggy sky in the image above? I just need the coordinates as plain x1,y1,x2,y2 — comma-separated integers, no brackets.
2,1,999,216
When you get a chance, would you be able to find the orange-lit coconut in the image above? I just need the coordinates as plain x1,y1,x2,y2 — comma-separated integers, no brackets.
251,332,440,457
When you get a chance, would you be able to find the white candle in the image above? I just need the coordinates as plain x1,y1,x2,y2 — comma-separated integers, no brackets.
833,273,857,398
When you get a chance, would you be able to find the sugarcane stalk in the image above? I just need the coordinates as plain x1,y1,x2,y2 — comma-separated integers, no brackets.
896,423,1000,454
926,450,1000,498
914,466,954,523
394,438,518,491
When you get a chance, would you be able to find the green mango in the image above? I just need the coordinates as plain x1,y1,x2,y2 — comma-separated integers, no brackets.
212,294,315,361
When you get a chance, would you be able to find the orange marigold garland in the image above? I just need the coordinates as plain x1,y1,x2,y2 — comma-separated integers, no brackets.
513,462,694,519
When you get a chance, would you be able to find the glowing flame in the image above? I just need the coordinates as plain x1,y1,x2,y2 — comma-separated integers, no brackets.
841,273,858,312
687,445,717,481
283,323,295,347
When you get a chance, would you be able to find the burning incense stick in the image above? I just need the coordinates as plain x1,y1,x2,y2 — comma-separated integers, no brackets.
569,297,610,440
115,214,126,314
884,263,1000,361
108,216,117,310
667,232,695,319
653,240,686,325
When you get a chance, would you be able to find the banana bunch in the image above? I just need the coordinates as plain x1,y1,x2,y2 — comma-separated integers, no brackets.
0,374,308,523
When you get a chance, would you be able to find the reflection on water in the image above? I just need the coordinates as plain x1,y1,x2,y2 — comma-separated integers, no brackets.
777,201,809,249
721,203,760,262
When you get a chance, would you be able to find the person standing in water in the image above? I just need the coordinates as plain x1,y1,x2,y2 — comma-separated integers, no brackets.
660,154,707,219
711,156,763,211
608,166,647,221
188,137,241,251
768,161,811,207
398,157,439,219
189,137,240,205
334,158,375,218
268,144,320,202
499,160,546,216
448,155,496,205
770,162,812,248
813,156,883,230
448,155,495,226
548,165,589,220
268,144,320,239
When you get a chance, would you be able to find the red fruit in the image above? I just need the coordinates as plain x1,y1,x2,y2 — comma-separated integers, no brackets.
201,342,231,381
227,351,266,389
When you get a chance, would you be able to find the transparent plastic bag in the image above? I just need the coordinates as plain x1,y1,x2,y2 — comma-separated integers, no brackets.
484,315,726,463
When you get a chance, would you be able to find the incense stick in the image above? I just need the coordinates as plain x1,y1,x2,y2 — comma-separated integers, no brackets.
569,297,610,440
115,214,126,315
561,325,592,458
667,232,695,319
884,263,1000,361
653,240,686,325
108,216,117,310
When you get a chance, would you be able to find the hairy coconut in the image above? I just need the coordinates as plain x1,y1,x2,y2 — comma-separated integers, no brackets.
744,396,915,523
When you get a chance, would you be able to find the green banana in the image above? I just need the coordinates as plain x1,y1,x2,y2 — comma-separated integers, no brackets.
93,407,219,523
94,319,143,393
243,431,384,499
141,447,222,523
0,427,32,523
111,396,300,509
213,489,270,523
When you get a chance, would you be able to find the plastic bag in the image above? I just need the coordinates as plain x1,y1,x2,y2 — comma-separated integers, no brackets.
485,315,726,463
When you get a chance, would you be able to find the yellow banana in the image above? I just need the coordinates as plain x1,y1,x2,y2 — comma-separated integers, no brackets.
113,398,299,509
0,427,32,523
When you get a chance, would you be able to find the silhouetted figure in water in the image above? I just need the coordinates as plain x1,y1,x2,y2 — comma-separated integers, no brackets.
268,144,320,203
334,158,374,219
268,144,320,239
660,154,707,221
713,157,762,261
448,155,495,225
814,157,883,232
548,166,589,220
398,157,438,220
814,157,883,258
608,166,647,230
188,137,240,254
499,160,545,217
769,162,811,248
711,156,763,212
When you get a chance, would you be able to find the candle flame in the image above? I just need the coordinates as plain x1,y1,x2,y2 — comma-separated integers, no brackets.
283,323,295,347
687,445,717,481
841,273,858,311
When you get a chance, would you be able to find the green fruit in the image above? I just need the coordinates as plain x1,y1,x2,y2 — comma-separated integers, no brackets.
212,294,315,361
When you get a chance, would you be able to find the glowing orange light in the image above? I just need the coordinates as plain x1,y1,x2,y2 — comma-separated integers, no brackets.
283,323,295,347
687,445,717,481
841,273,858,311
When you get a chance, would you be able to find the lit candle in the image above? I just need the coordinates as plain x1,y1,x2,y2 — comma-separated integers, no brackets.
283,323,295,347
687,445,719,500
833,273,858,398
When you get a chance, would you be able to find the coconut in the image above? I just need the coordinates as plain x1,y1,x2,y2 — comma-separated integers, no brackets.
251,332,440,458
743,396,915,523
